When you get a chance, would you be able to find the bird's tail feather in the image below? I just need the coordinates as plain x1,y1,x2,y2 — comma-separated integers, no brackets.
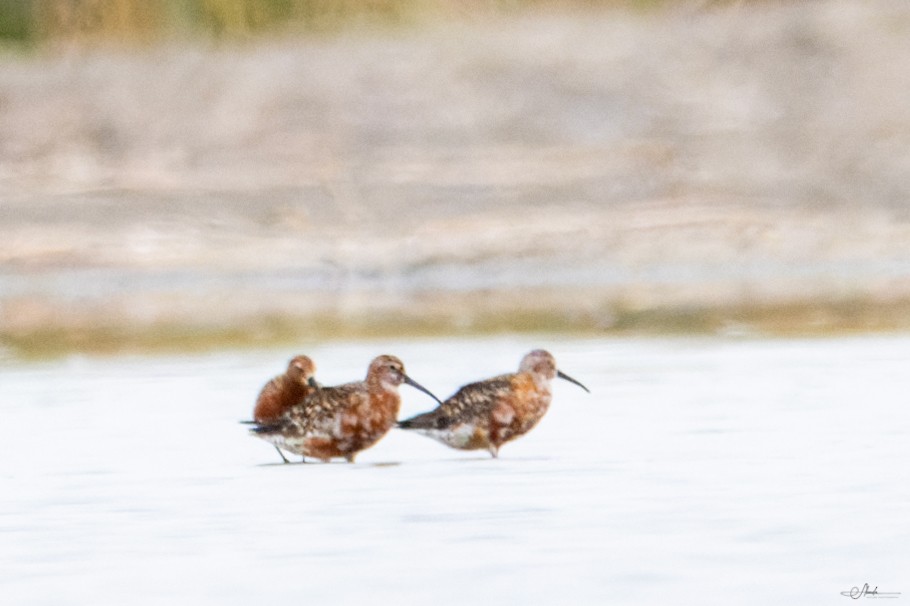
397,412,440,430
248,422,284,434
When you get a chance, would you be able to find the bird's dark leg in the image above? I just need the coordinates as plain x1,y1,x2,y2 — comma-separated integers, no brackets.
275,446,290,464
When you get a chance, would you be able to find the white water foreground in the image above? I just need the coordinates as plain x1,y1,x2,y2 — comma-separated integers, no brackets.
1,335,908,604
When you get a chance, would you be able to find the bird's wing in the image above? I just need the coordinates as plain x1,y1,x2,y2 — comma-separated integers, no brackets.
293,381,365,432
400,375,514,430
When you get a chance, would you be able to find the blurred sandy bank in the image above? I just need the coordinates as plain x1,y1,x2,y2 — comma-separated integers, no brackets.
2,0,910,356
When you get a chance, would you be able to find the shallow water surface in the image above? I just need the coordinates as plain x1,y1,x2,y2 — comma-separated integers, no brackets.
1,335,908,604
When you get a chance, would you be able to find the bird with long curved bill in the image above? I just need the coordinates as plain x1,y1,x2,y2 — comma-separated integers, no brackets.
397,349,589,458
249,355,441,463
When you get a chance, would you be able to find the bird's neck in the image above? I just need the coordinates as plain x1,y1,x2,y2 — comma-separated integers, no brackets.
524,372,551,393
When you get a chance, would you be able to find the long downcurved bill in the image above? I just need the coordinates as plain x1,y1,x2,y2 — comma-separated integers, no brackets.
403,375,444,405
557,370,590,393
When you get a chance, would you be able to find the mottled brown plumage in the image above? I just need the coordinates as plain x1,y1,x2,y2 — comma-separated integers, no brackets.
250,355,441,463
398,349,589,457
249,355,318,463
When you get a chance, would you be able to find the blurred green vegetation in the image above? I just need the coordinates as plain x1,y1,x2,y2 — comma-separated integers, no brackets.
5,297,910,360
0,0,686,46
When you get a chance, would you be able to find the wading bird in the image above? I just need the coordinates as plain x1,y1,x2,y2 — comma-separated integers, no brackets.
398,349,589,457
250,355,441,463
244,355,319,463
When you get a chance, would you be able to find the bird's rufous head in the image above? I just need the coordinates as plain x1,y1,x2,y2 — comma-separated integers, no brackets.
287,355,318,387
518,349,589,392
368,355,442,404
